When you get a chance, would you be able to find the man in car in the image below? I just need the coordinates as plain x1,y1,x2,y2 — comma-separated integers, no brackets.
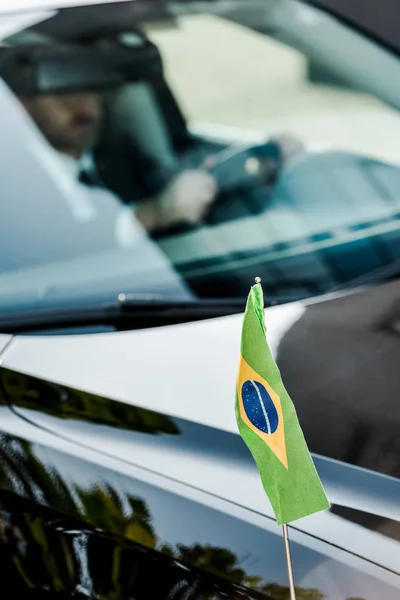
0,42,218,235
21,87,218,233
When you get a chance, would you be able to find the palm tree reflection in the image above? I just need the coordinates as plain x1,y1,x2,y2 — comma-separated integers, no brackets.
1,369,180,435
0,433,358,600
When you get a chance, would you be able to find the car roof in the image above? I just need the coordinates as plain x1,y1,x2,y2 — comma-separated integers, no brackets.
0,1,169,43
2,0,400,59
310,0,400,58
0,0,119,14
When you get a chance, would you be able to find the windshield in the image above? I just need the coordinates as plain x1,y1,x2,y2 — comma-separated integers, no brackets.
2,0,400,320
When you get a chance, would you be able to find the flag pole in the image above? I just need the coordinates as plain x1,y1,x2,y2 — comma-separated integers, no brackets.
282,524,297,600
254,276,296,598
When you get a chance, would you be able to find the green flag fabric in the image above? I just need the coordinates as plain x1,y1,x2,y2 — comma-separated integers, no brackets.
235,282,330,524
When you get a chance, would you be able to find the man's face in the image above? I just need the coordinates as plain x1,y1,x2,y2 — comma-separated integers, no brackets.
22,90,103,158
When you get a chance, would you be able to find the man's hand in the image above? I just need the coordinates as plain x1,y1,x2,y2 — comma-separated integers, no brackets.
158,170,217,226
136,170,218,232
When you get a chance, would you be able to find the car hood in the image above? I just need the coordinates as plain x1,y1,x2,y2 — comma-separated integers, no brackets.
2,280,400,574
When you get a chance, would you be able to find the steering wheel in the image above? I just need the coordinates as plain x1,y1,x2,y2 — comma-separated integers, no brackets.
198,138,305,226
207,140,286,192
154,137,304,236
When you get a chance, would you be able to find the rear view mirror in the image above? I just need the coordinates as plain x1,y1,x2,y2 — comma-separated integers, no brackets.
37,45,122,94
0,36,164,98
0,43,122,96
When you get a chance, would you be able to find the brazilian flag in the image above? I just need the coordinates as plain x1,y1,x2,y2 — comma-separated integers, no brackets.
236,282,330,524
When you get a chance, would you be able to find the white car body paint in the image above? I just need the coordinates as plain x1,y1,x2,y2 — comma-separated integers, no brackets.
4,295,400,577
1,302,305,432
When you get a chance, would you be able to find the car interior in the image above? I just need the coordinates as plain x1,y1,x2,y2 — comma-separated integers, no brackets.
4,0,400,301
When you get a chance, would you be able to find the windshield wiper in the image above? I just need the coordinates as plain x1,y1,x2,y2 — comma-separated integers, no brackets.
0,293,299,335
0,295,246,335
117,293,248,314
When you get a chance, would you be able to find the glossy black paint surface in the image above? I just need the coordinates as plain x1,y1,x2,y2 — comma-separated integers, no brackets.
0,490,268,600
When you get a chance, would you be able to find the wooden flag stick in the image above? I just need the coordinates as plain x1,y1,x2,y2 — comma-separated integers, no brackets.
282,524,297,600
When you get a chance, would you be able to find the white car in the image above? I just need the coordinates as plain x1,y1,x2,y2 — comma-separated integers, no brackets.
0,1,399,599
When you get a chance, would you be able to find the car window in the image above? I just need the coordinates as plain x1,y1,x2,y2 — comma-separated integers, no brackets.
146,12,400,163
1,0,400,320
143,4,400,298
0,79,193,314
